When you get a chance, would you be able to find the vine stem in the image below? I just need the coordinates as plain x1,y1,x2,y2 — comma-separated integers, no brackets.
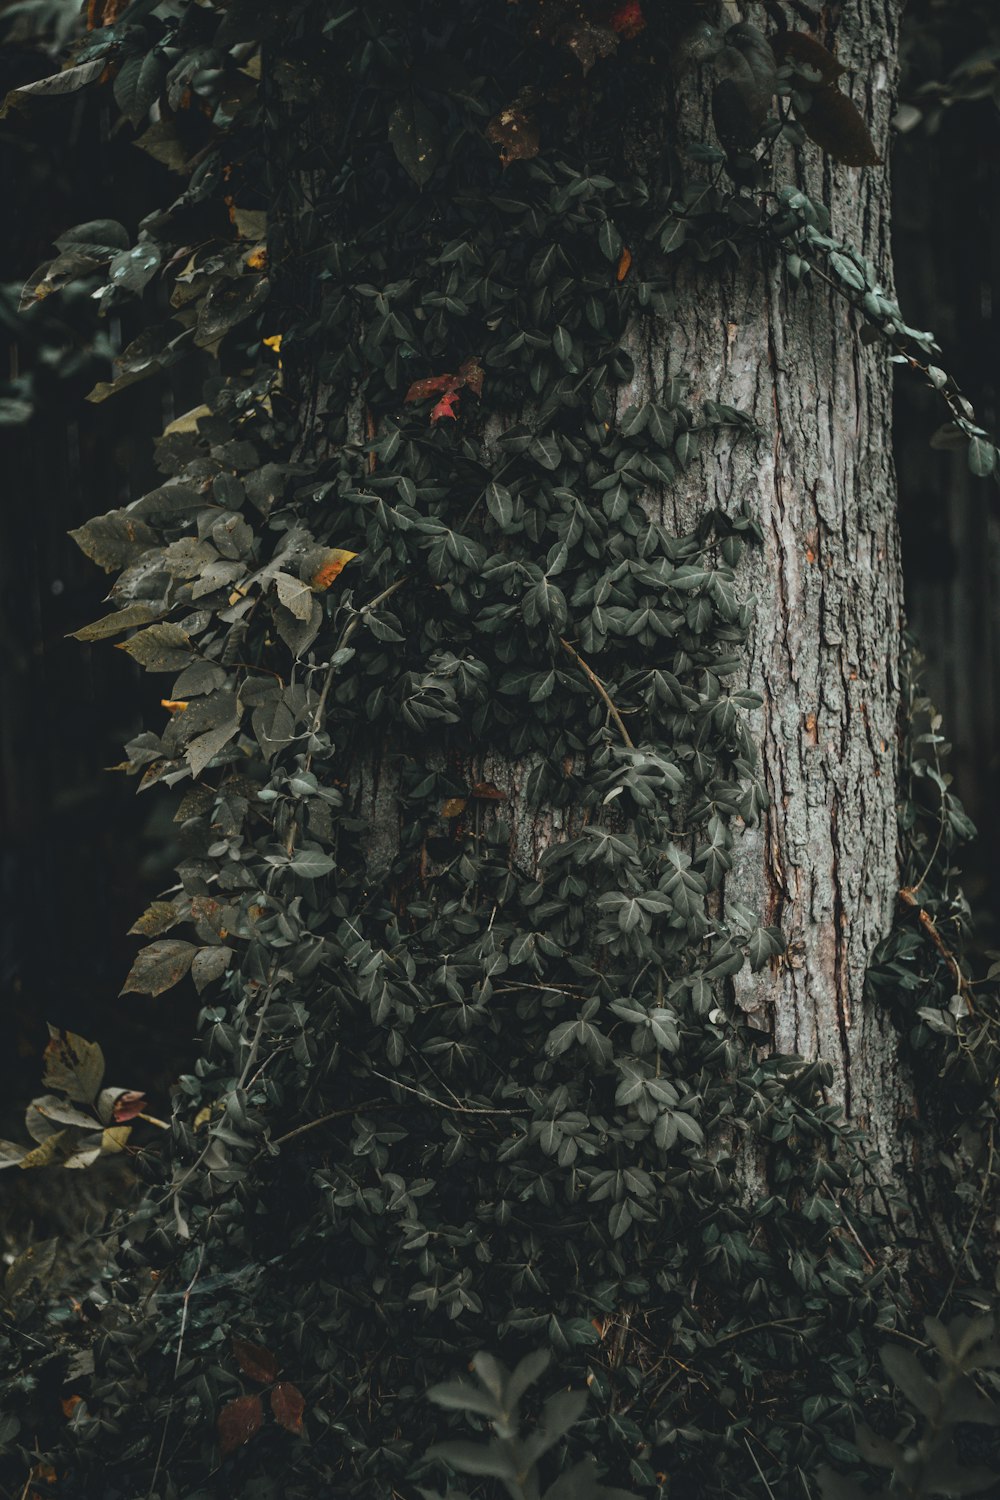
559,637,635,747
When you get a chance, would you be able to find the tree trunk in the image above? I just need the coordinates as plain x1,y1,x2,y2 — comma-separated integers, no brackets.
667,1,907,1159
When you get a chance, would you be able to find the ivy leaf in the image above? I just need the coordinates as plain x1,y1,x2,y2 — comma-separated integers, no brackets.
389,98,441,186
218,1394,263,1457
270,1382,306,1435
42,1027,105,1104
121,940,197,997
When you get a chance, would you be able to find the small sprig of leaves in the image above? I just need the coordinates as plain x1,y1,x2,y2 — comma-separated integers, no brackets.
423,1350,638,1500
819,1316,1000,1499
0,1026,154,1172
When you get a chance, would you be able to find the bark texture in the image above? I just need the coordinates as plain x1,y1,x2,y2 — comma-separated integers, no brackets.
650,0,907,1161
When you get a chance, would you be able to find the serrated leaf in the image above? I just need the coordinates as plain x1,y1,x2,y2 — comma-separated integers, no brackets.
270,1382,306,1434
69,603,157,641
121,940,197,996
118,622,193,672
233,1337,280,1384
191,946,233,994
70,511,157,571
218,1394,263,1456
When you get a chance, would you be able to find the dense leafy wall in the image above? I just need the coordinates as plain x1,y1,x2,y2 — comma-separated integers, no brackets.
1,4,1000,1499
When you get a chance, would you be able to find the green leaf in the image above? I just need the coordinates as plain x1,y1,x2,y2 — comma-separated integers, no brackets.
968,436,996,478
288,851,336,878
119,622,193,672
389,97,442,186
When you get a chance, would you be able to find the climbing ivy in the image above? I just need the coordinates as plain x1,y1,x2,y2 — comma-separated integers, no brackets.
1,4,999,1500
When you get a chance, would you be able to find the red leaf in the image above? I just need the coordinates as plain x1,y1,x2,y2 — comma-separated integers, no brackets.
112,1090,147,1123
270,1382,306,1435
232,1337,280,1384
218,1394,263,1456
404,373,455,403
610,1,645,38
430,390,461,424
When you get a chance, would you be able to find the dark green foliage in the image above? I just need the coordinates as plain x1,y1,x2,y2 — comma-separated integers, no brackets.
0,4,998,1500
423,1348,639,1500
819,1316,1000,1499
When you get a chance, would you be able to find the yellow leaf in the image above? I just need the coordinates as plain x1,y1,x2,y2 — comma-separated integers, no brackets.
262,334,282,353
441,797,467,818
245,245,268,271
161,699,188,713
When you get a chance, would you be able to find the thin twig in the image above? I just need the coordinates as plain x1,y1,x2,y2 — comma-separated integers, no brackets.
147,1244,206,1500
272,1100,386,1146
367,1068,528,1116
559,637,635,747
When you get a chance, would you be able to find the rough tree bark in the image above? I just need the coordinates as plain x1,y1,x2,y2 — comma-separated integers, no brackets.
667,0,907,1162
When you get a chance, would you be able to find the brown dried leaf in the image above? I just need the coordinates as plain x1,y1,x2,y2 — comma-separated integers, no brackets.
486,106,539,165
440,797,467,818
218,1393,263,1456
799,85,881,166
772,31,845,84
270,1382,306,1435
232,1337,280,1384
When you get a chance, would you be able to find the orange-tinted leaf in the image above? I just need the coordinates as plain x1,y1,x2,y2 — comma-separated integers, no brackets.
245,247,268,271
771,31,845,84
161,699,188,713
404,373,455,403
799,86,881,166
62,1395,84,1418
616,246,632,282
610,2,645,39
262,334,282,352
470,781,507,801
310,548,357,590
486,106,540,166
218,1393,263,1455
112,1090,147,1123
431,390,461,424
440,797,467,818
232,1337,280,1384
270,1382,306,1435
